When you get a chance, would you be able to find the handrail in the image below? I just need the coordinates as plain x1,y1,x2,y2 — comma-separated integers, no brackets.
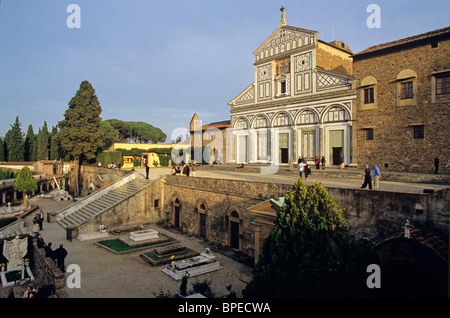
55,171,136,222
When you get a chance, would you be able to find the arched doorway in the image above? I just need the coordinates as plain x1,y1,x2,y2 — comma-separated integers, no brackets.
173,198,181,229
229,211,240,249
198,203,207,239
374,236,448,297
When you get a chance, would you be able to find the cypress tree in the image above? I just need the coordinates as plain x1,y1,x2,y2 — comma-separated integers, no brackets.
49,126,60,160
0,137,4,161
55,80,104,195
36,121,50,160
7,116,25,162
24,124,35,162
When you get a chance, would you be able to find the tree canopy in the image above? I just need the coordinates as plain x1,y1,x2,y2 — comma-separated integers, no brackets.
243,179,376,298
55,80,104,163
13,166,37,196
103,119,166,144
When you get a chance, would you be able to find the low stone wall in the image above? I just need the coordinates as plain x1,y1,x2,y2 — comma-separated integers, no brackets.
77,179,162,235
32,243,64,290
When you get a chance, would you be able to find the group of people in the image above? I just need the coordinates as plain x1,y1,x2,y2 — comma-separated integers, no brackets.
289,155,328,180
171,162,197,177
23,284,56,298
32,210,45,233
361,163,382,190
36,234,68,273
33,210,68,273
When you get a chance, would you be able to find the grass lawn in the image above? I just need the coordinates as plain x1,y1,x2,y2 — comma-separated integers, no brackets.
96,237,175,253
141,247,198,265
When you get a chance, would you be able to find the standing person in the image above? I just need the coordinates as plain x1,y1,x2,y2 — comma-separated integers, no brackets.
315,156,320,170
373,164,381,190
298,161,306,179
39,209,44,231
32,214,40,235
434,155,440,174
54,244,68,273
182,163,190,176
361,164,372,189
44,242,55,261
321,156,326,170
304,163,311,179
289,156,294,172
145,161,150,179
191,161,197,177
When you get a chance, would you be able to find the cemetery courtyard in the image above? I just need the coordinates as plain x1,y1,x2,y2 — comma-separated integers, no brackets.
6,166,449,298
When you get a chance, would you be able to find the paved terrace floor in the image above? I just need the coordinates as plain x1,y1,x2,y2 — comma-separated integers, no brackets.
20,165,449,298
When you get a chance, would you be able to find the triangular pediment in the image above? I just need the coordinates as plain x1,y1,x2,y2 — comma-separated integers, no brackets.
228,83,255,107
253,25,318,57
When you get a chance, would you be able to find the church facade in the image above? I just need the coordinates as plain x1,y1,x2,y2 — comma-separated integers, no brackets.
228,9,357,167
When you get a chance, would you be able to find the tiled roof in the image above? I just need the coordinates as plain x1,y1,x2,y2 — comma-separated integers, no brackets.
198,120,230,131
355,26,450,56
410,228,448,260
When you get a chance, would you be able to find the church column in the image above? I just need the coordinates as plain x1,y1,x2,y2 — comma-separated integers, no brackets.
319,125,324,159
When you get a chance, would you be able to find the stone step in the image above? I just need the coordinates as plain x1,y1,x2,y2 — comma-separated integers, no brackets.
58,177,152,229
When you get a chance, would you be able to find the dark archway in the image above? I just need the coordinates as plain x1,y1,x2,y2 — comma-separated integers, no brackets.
374,235,448,298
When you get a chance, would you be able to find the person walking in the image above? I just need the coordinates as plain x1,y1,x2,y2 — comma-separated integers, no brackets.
361,164,372,189
145,161,150,179
373,164,381,190
321,156,326,170
434,155,440,174
54,244,68,273
298,161,306,179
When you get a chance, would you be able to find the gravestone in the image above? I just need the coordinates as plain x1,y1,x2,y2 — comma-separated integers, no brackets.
1,236,34,287
3,236,28,271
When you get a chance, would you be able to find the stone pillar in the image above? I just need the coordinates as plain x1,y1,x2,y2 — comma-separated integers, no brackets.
319,125,324,158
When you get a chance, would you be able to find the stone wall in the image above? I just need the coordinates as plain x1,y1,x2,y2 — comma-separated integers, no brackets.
32,243,64,289
353,33,450,173
68,163,131,195
77,179,163,235
161,175,291,258
161,176,449,248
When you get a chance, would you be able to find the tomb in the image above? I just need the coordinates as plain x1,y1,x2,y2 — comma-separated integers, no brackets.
0,236,35,287
162,248,222,280
130,229,159,241
140,243,198,266
77,225,109,241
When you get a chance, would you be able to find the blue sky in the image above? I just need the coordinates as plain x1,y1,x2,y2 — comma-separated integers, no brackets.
0,0,449,142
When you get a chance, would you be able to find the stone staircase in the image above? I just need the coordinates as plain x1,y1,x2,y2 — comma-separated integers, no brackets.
0,219,30,239
57,174,151,230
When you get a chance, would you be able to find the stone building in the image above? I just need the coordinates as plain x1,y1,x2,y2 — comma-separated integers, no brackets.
353,26,450,173
228,8,357,167
189,113,230,164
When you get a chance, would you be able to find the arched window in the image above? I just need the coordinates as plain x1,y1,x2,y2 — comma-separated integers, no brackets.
396,69,417,106
297,110,318,125
273,113,291,127
253,116,269,128
234,118,249,130
323,106,349,123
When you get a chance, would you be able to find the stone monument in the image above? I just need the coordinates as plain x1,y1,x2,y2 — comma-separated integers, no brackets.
1,236,34,287
162,248,222,280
